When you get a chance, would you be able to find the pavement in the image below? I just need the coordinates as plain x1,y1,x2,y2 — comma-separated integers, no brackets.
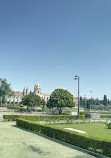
0,121,98,158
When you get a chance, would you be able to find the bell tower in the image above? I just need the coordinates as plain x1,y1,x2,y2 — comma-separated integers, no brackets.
34,83,41,94
23,87,26,96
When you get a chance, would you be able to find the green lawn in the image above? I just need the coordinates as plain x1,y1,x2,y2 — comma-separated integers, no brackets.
51,122,111,141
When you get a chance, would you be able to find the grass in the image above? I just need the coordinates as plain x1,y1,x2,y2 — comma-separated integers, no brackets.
51,122,111,141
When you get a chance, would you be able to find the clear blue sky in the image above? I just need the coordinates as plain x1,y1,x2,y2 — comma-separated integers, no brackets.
0,0,111,99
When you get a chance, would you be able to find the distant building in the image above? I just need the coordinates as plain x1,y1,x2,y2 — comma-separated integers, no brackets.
5,82,50,105
23,87,30,96
34,83,50,102
5,92,23,105
73,97,78,108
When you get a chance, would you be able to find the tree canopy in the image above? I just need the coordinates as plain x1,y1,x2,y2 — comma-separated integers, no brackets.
103,95,107,106
79,95,110,110
0,78,12,105
0,78,12,96
47,89,75,108
22,93,42,108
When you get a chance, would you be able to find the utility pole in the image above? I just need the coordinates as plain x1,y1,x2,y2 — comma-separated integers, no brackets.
74,75,80,119
90,91,93,111
84,95,86,108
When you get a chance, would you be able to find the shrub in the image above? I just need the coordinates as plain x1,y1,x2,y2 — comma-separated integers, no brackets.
7,105,22,110
3,114,85,122
106,122,111,129
16,118,111,157
101,115,111,118
79,111,86,115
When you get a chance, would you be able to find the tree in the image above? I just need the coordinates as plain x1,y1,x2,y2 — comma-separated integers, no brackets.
86,99,91,109
0,78,12,105
95,98,100,105
41,99,46,110
22,93,41,109
47,89,75,109
107,99,110,105
103,95,107,106
80,96,83,107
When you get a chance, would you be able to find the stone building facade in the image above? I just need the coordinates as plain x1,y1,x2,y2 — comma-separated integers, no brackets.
5,92,23,105
5,83,50,105
34,83,50,102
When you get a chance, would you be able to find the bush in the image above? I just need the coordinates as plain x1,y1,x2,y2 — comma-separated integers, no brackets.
7,105,21,109
100,111,111,114
79,111,86,115
16,118,111,157
61,112,69,115
106,122,111,129
3,114,85,123
101,115,111,118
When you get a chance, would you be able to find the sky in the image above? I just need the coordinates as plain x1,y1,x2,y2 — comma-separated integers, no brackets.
0,0,111,99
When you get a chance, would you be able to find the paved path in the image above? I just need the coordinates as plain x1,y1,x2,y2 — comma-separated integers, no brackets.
0,113,3,121
0,122,98,158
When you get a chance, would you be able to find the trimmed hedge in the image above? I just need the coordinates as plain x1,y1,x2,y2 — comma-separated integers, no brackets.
100,112,111,114
7,105,21,109
16,118,111,157
3,115,85,123
101,114,111,118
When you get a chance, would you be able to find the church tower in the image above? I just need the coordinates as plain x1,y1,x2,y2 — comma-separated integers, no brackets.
34,83,41,94
26,87,29,95
23,87,26,96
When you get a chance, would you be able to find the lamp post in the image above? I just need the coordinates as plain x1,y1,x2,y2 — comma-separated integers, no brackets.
74,75,80,119
84,95,86,108
90,91,93,111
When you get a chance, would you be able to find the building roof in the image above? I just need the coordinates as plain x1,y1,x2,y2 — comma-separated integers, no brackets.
73,98,78,103
14,92,23,96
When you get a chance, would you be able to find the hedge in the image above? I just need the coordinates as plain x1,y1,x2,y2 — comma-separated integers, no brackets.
3,115,85,123
7,105,21,109
100,112,111,114
16,118,111,157
101,115,111,118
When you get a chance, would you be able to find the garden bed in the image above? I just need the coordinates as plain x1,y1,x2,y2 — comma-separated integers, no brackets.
16,118,111,157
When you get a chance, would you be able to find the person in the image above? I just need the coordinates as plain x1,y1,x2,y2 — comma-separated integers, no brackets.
59,108,62,114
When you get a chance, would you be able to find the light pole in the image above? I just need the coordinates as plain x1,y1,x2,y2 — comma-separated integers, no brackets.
84,95,86,108
74,75,80,119
90,91,93,111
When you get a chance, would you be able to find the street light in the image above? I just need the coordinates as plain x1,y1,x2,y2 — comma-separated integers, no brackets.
74,75,80,119
84,95,86,108
90,91,93,111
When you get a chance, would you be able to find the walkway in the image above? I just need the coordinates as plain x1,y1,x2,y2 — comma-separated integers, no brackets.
0,122,99,158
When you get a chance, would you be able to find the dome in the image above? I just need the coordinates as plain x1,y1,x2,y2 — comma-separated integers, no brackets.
35,82,40,88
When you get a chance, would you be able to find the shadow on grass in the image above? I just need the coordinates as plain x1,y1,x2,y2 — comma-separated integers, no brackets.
12,124,108,158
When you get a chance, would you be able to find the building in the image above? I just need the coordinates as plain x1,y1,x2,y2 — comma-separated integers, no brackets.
5,82,50,105
5,92,23,105
33,83,50,102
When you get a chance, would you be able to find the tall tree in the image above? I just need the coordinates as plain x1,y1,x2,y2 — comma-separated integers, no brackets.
0,78,12,105
47,89,75,109
41,99,46,110
80,96,83,107
103,95,107,106
86,99,91,109
107,99,110,105
95,98,100,105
